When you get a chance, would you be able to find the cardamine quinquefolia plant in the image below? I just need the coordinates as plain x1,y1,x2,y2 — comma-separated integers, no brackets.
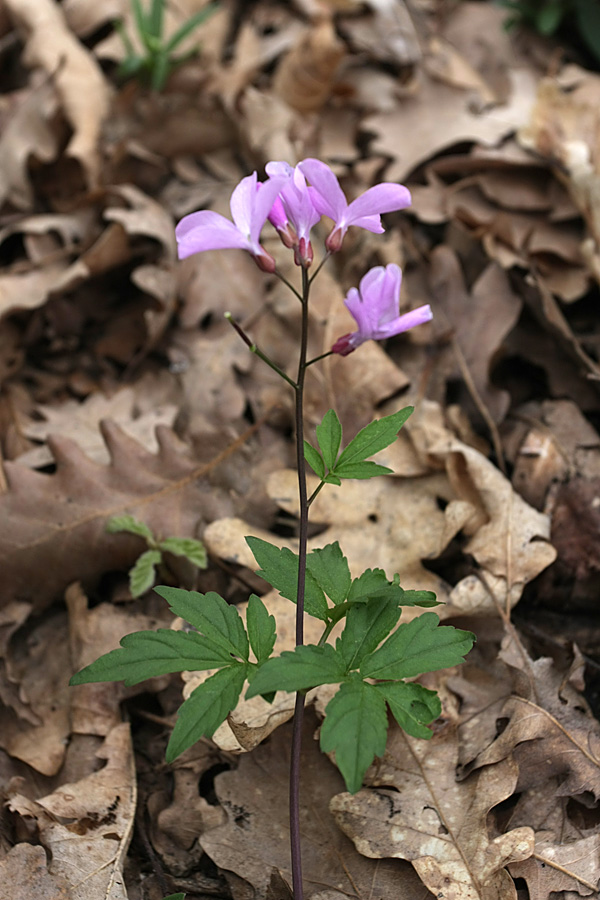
72,158,475,900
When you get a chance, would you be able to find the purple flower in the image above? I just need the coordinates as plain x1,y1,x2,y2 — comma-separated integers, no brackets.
298,158,411,252
175,172,286,273
266,161,321,266
332,264,432,356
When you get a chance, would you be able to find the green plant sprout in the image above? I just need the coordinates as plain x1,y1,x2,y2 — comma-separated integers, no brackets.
72,159,476,900
116,0,218,91
106,514,207,597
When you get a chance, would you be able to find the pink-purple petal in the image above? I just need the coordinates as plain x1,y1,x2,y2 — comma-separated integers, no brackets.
229,173,258,238
175,211,250,259
375,304,433,338
298,158,346,221
345,183,412,222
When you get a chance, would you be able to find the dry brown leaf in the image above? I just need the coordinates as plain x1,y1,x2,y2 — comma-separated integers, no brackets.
0,843,71,899
331,691,534,900
17,386,177,467
0,80,60,209
339,0,421,68
428,249,522,423
200,710,430,900
509,834,600,898
5,0,112,188
273,17,345,114
407,401,557,613
9,723,135,900
466,635,600,800
0,421,236,609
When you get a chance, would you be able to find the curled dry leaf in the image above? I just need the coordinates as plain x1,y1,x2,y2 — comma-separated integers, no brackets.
465,634,600,800
273,17,346,114
509,833,600,898
9,723,135,900
5,0,112,188
331,692,534,900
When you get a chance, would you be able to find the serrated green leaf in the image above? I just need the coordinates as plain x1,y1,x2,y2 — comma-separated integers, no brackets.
245,644,347,698
159,537,207,568
320,679,388,794
166,665,247,761
154,587,249,661
245,537,329,621
306,543,351,605
347,569,404,605
360,613,475,680
401,590,440,607
333,460,393,479
70,629,235,687
324,473,342,486
316,409,342,471
106,514,154,540
304,441,325,479
130,549,161,597
376,681,441,739
337,595,401,669
336,407,413,469
246,594,276,664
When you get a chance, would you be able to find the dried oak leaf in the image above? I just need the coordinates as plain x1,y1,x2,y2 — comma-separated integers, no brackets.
9,723,135,900
200,710,429,900
509,834,600,898
5,0,112,188
0,421,235,610
466,635,600,800
0,843,71,900
331,692,534,900
273,17,346,114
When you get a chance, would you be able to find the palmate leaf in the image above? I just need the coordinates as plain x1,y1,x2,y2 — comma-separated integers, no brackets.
159,536,208,568
333,461,393,480
347,568,405,605
320,678,388,794
246,536,329,621
154,586,249,660
316,409,342,471
306,543,351,605
304,440,325,479
376,681,441,739
360,613,475,680
246,594,276,664
337,595,401,670
246,644,347,698
129,549,161,597
166,664,247,762
335,407,413,469
70,629,235,687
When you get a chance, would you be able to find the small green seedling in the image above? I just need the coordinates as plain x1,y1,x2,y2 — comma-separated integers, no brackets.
116,0,218,91
106,515,207,597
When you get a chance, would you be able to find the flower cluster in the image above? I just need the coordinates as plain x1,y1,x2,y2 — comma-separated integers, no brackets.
175,158,431,353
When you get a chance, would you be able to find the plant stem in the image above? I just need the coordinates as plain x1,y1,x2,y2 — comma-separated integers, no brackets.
289,266,311,900
225,313,297,388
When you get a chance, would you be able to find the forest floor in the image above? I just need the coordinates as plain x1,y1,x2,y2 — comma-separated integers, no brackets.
0,1,600,898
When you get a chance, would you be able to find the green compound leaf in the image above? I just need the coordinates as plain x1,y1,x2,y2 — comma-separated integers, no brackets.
306,543,351,605
347,569,405,605
337,595,401,670
246,594,276,664
304,440,325,479
376,681,442,739
320,678,388,794
159,537,208,568
162,894,186,900
360,612,475,681
106,514,154,541
166,664,247,762
401,589,440,607
246,536,329,621
130,549,161,597
316,408,342,471
70,629,235,687
154,586,249,661
323,473,342,486
333,461,393,480
246,644,347,698
335,407,413,469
